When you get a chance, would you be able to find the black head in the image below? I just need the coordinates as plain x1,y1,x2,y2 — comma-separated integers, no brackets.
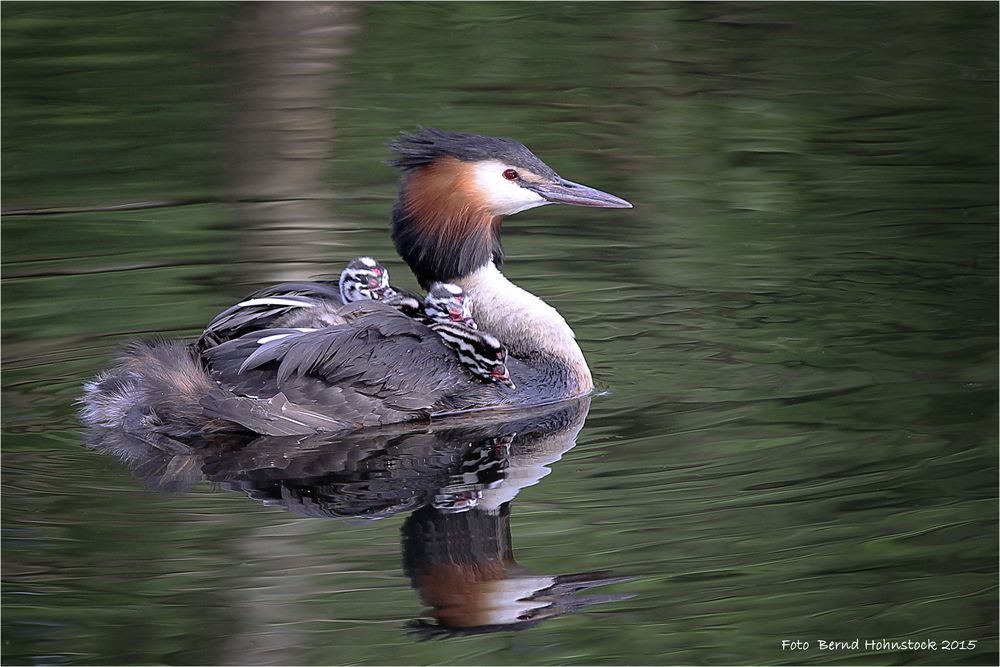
388,127,560,180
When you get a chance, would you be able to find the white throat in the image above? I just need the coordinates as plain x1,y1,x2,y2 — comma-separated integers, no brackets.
456,263,593,392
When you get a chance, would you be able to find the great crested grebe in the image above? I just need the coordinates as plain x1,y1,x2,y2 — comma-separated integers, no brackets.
81,128,631,440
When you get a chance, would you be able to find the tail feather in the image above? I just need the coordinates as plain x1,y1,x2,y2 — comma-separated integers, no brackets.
79,338,227,439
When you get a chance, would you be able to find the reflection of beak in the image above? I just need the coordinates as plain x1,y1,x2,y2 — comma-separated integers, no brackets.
527,178,632,209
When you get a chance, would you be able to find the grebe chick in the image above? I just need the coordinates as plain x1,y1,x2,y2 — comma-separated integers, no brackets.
423,282,476,328
338,256,390,302
340,256,423,314
428,321,514,389
418,282,512,388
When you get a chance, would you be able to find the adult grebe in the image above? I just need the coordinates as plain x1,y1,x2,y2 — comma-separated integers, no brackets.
80,128,631,441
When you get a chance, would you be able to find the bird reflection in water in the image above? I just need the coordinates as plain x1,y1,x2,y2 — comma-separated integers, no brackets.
83,396,633,635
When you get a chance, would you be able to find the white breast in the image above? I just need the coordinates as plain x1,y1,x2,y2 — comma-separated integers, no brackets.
457,263,593,391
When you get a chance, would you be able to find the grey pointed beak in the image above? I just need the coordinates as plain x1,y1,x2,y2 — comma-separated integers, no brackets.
529,178,632,209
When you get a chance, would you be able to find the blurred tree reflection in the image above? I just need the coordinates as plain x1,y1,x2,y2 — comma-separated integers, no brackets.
222,1,359,284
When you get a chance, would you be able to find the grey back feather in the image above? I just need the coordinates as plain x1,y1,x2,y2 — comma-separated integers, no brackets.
197,281,345,351
202,301,516,435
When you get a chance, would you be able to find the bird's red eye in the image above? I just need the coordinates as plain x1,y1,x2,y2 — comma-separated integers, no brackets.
502,169,519,181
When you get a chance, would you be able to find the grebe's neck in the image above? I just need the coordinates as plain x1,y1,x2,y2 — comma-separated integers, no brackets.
456,263,592,393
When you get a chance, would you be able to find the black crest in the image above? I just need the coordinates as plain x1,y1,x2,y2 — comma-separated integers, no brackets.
388,127,559,179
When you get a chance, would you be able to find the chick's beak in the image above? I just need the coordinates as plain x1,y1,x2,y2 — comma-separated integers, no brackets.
528,178,632,209
493,367,516,389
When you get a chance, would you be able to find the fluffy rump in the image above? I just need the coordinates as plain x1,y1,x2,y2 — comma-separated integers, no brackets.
79,338,218,435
